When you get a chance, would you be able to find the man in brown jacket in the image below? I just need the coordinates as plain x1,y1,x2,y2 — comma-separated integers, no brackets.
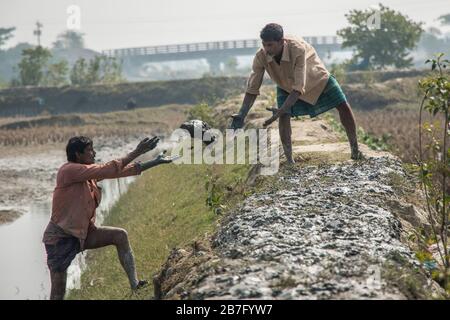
230,23,363,163
43,136,174,299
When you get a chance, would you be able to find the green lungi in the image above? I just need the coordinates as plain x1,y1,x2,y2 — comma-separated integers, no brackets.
277,74,347,118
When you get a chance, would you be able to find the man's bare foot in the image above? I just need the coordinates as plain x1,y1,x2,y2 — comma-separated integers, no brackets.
284,160,296,168
351,150,365,160
133,279,149,291
284,154,307,166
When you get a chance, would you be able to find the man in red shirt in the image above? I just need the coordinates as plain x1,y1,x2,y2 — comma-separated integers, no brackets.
43,135,173,299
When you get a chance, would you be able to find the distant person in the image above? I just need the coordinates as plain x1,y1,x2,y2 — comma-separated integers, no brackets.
230,23,364,163
42,135,174,300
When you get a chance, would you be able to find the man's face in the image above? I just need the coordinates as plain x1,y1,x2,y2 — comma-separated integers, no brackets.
76,144,96,164
262,39,284,57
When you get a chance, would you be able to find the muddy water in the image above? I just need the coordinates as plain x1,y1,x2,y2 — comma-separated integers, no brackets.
0,138,153,300
0,177,135,299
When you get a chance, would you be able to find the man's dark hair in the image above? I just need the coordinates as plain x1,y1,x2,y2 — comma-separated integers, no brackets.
260,23,284,42
66,136,93,162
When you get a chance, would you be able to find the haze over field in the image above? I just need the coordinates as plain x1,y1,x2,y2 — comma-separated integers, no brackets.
1,0,449,50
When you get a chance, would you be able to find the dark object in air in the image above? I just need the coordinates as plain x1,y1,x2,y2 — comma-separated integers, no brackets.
179,120,216,145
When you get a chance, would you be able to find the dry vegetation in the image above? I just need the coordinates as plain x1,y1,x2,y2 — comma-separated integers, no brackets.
351,104,445,163
327,75,447,164
0,75,443,165
0,104,189,147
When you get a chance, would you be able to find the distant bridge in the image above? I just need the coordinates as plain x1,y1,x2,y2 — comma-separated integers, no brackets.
102,36,345,75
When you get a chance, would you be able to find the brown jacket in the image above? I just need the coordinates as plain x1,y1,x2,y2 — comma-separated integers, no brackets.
246,35,330,105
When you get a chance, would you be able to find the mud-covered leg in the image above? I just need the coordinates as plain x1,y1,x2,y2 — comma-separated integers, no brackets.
336,101,363,160
278,113,295,164
84,226,146,290
50,270,67,300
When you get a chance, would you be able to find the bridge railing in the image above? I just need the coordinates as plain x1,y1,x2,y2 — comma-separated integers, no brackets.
102,36,342,57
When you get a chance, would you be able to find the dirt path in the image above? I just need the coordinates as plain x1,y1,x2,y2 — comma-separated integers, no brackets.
279,116,394,161
153,109,446,300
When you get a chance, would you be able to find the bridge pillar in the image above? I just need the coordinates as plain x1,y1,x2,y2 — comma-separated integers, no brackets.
206,56,224,75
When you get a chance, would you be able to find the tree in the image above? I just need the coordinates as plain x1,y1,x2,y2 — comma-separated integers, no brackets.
438,13,450,26
43,60,69,86
86,56,101,84
18,46,51,86
0,27,15,50
99,56,124,84
15,45,69,87
70,58,88,85
70,55,124,86
416,53,450,291
337,4,423,70
418,29,450,58
53,30,85,49
0,74,9,89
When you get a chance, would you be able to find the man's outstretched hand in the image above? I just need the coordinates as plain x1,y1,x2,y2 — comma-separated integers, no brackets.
138,150,178,171
155,150,177,164
134,136,160,156
263,107,282,128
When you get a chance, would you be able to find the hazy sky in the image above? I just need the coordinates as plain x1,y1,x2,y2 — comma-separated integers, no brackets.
1,0,449,52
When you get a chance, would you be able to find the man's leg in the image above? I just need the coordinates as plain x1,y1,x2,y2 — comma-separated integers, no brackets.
84,226,143,290
336,101,363,160
50,270,67,300
278,113,295,164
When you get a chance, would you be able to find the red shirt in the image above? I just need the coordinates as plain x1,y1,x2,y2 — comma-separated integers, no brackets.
44,159,141,244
